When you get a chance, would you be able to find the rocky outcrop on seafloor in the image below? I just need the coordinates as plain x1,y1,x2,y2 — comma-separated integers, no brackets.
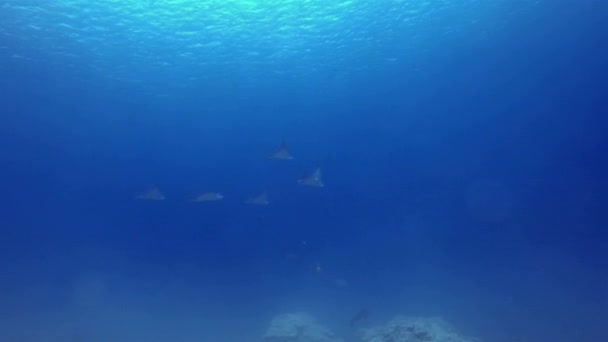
263,313,343,342
359,316,479,342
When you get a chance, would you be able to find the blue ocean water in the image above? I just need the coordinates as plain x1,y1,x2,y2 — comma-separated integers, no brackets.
1,0,607,341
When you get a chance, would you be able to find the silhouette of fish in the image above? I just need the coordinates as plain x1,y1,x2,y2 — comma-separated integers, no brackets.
267,140,294,160
298,167,324,187
246,191,269,205
349,308,370,328
136,186,165,200
193,192,224,202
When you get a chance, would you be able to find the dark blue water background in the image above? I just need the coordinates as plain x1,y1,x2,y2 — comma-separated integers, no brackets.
1,0,607,341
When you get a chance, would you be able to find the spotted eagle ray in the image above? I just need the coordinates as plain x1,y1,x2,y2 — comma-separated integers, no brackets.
298,167,324,187
267,140,294,160
136,186,165,200
349,308,371,328
193,192,224,202
246,191,269,205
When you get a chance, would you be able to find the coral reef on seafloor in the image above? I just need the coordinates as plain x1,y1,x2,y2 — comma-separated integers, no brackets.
359,316,480,342
263,313,343,342
263,313,479,342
